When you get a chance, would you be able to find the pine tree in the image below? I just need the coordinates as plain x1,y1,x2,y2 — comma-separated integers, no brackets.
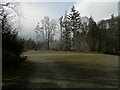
68,6,81,50
59,16,63,50
1,3,26,69
88,16,98,51
62,11,72,51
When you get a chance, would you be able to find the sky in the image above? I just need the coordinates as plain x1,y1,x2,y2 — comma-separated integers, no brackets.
18,2,75,39
1,0,119,39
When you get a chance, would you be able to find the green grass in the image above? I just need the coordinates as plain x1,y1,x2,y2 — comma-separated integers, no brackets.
25,50,118,88
3,51,118,88
47,54,118,88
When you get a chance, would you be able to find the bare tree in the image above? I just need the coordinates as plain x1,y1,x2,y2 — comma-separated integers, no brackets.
35,16,58,50
35,22,44,42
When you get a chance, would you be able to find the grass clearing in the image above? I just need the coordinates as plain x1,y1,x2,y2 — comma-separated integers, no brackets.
3,51,118,88
25,51,118,88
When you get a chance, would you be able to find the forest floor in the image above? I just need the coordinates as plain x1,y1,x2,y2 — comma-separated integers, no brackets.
2,50,119,88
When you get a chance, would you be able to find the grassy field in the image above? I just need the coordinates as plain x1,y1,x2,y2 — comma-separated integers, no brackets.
25,51,118,88
3,51,119,88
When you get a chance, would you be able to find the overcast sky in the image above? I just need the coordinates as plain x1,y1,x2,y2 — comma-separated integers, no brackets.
18,2,75,39
2,0,119,39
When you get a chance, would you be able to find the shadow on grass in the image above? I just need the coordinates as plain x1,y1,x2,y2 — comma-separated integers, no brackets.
2,60,118,88
2,61,35,88
28,61,118,88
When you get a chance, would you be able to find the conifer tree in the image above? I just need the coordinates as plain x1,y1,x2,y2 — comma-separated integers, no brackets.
68,6,81,50
62,11,72,51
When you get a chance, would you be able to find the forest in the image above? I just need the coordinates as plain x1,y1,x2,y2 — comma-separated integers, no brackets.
23,6,119,55
1,2,119,88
